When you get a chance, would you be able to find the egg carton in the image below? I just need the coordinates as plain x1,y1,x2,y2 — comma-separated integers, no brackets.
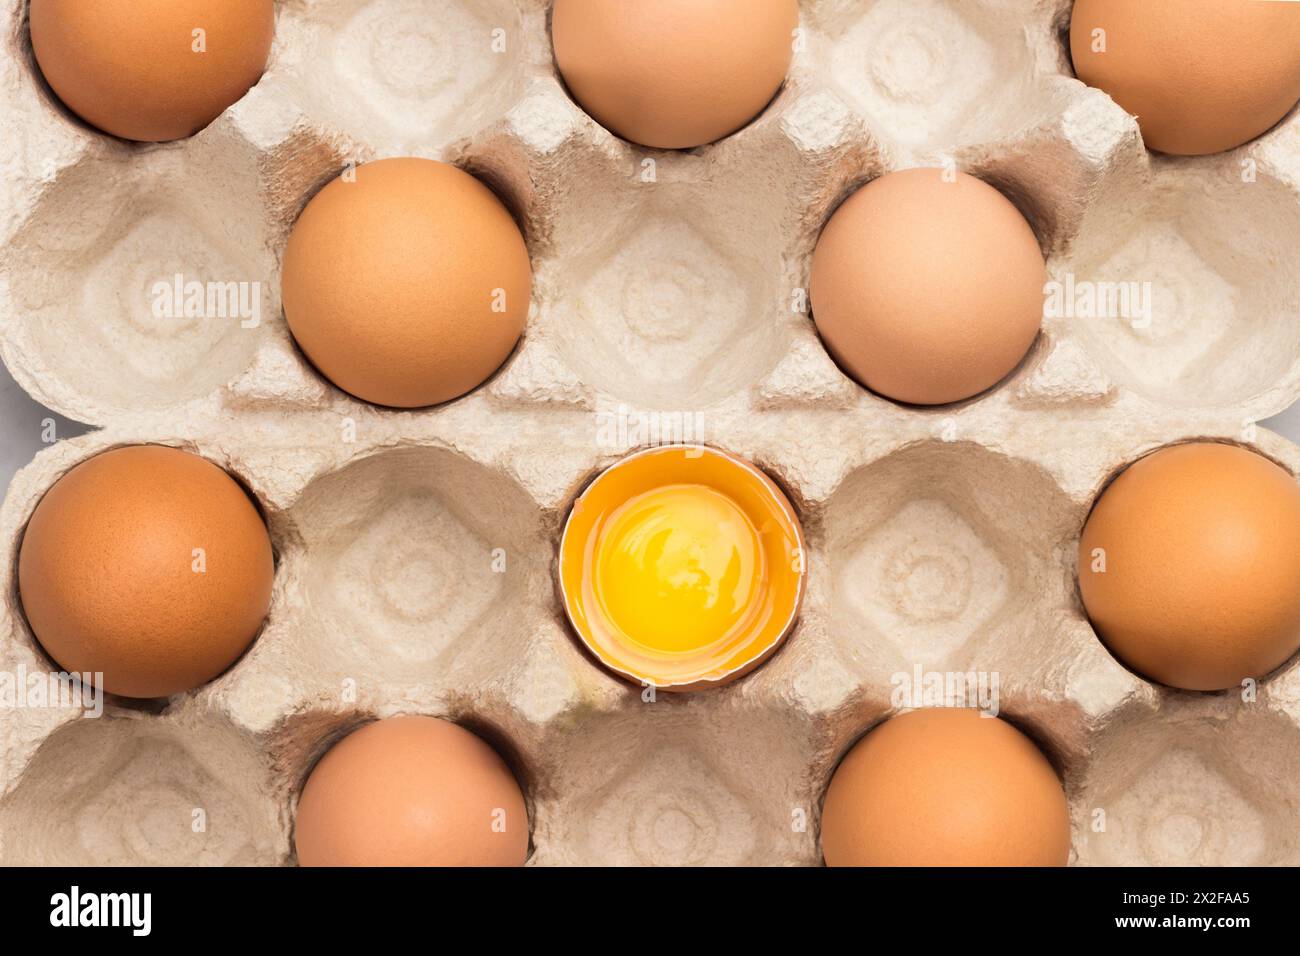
1,0,1299,867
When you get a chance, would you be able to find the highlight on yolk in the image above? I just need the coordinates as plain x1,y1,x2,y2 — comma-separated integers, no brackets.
559,445,806,691
597,484,766,655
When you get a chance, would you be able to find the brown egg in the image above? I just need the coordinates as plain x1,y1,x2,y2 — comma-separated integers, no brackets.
29,0,274,143
282,158,531,409
294,716,528,867
821,709,1071,867
17,445,274,699
1070,0,1300,156
810,168,1045,406
1078,443,1300,691
551,0,799,150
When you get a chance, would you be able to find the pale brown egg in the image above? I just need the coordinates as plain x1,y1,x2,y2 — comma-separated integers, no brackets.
17,445,274,699
821,709,1071,867
294,716,529,867
1078,443,1300,691
1070,0,1300,156
282,158,531,409
29,0,274,143
810,168,1045,406
551,0,799,150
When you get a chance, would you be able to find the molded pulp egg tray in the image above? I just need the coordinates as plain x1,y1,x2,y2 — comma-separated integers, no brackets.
1,0,1299,866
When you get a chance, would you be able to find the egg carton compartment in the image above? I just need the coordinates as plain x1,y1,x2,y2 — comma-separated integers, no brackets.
823,441,1077,670
1049,157,1300,417
529,697,820,866
0,703,283,866
0,141,280,421
1,0,1300,867
268,0,542,159
1072,695,1300,867
217,443,566,732
801,0,1078,163
514,138,810,412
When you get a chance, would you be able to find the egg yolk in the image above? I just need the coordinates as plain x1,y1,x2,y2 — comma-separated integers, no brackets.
591,484,767,655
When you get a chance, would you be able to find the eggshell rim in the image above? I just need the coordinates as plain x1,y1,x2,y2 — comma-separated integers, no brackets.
557,443,807,692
